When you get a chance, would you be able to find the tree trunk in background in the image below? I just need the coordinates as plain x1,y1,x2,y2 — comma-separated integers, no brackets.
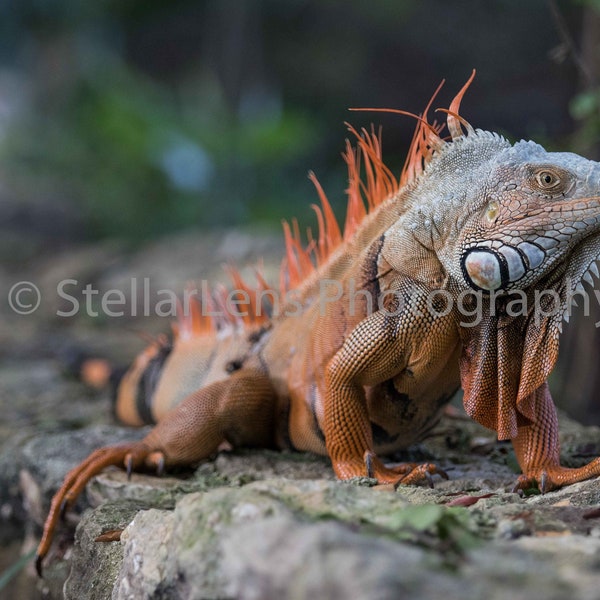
553,4,600,425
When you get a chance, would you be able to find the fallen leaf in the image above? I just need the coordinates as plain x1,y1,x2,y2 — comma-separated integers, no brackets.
582,507,600,520
551,499,572,507
95,529,124,543
445,493,495,507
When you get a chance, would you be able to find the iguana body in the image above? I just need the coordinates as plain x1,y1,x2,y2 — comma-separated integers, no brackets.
36,73,600,573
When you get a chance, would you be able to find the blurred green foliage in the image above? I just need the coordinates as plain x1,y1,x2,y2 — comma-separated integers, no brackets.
570,88,600,155
0,44,324,239
0,0,354,241
2,57,320,239
0,0,593,242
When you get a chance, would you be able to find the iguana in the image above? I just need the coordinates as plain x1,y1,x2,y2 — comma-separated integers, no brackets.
35,72,600,574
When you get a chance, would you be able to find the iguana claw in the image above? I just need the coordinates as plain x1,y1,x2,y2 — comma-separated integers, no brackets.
365,451,374,478
512,475,539,494
154,453,165,476
35,554,43,578
394,463,448,487
424,471,435,489
125,454,134,480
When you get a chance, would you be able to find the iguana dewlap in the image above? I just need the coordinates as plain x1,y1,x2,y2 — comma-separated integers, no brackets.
36,72,600,574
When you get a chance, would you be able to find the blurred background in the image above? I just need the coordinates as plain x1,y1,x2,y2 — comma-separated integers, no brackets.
0,0,600,423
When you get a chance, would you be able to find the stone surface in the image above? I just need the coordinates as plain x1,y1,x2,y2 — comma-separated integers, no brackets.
2,400,600,599
72,473,600,600
64,500,143,600
2,229,600,599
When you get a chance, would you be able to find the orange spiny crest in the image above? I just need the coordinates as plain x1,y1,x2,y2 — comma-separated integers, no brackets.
400,117,446,186
281,221,300,289
349,105,442,191
172,271,276,340
397,80,446,186
253,264,272,293
400,120,423,186
282,219,317,291
175,287,215,341
346,124,399,209
435,108,473,137
352,71,476,188
291,219,315,279
446,69,476,139
212,283,235,328
253,266,279,319
310,204,326,263
342,139,367,239
224,265,272,327
267,73,478,300
279,120,404,292
308,170,342,263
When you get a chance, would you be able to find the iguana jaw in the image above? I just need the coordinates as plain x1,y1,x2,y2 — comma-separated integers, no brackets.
458,195,600,293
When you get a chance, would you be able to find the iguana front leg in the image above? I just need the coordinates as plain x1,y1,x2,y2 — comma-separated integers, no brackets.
36,368,276,574
324,309,447,485
512,382,600,492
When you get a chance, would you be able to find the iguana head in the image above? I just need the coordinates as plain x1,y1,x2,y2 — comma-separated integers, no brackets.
422,131,600,298
391,99,600,439
407,125,600,437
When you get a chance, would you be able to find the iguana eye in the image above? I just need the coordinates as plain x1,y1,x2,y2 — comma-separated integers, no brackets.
534,169,560,189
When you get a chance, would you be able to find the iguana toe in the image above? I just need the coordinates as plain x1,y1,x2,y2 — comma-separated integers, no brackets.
362,451,447,487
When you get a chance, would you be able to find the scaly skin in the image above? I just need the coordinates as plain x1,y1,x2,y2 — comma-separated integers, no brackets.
36,73,600,574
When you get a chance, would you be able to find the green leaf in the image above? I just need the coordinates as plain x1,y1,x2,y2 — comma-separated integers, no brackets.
387,504,446,531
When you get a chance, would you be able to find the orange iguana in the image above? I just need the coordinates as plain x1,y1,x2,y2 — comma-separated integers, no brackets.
36,72,600,574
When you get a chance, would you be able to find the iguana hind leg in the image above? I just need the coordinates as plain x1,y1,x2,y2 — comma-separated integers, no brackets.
36,368,276,575
512,383,600,492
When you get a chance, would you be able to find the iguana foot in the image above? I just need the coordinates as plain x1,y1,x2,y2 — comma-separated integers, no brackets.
511,458,600,494
35,441,163,577
364,451,448,488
